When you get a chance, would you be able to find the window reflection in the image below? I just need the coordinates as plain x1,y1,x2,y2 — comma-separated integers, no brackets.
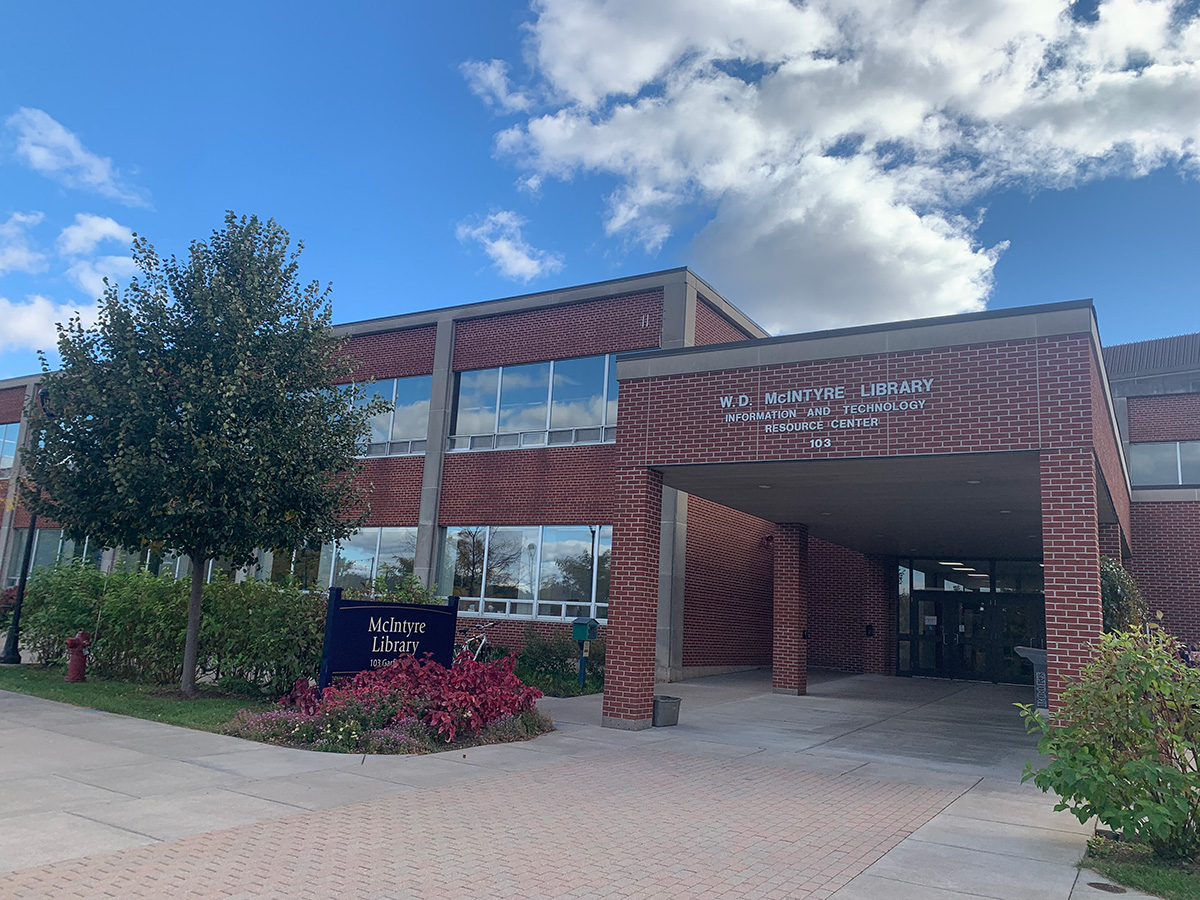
498,363,550,433
453,369,499,435
550,356,606,429
0,422,19,470
392,376,432,442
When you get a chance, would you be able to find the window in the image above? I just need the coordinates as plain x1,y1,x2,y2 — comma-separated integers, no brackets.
330,526,419,591
4,529,100,587
436,524,611,620
448,355,619,450
0,421,20,470
1130,441,1200,487
356,375,432,456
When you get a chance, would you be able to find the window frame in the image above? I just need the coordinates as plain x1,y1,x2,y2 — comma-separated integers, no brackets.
448,354,619,451
1129,440,1200,487
356,375,432,458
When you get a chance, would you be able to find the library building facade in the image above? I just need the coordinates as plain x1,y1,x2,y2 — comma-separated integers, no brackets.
2,268,1198,728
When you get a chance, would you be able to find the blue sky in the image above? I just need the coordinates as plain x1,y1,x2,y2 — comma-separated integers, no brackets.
1,0,1197,378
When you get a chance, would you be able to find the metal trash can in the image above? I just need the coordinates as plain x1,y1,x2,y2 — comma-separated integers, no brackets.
1014,646,1049,711
653,695,681,727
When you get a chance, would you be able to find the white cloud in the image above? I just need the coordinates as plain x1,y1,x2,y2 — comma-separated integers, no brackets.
461,59,534,112
456,210,565,281
57,213,133,256
476,0,1200,331
0,293,98,354
5,108,149,207
65,254,139,300
0,211,47,276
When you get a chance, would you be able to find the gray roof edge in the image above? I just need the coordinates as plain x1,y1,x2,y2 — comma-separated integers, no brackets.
0,373,40,392
684,271,770,339
332,268,694,338
619,298,1097,371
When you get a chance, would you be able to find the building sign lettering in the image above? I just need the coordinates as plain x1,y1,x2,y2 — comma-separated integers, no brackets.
717,377,936,443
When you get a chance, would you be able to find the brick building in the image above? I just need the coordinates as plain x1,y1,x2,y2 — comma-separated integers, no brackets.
1,268,1196,728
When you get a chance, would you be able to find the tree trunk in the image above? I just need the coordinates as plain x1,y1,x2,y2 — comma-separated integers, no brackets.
180,554,205,696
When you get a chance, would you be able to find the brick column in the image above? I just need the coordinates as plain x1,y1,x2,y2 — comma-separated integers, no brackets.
1041,449,1103,708
862,555,895,675
772,523,808,695
1098,522,1124,561
601,467,663,730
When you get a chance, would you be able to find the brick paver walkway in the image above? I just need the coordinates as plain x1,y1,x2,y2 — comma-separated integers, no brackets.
2,746,959,900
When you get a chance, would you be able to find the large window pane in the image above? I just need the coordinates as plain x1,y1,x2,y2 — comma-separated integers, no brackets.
0,422,19,469
378,526,418,587
439,526,487,597
606,355,619,425
550,356,606,429
595,525,612,619
1181,442,1200,485
485,526,539,601
358,380,395,446
538,526,594,616
392,375,432,442
333,528,378,590
1130,442,1180,486
498,363,550,433
31,529,62,573
452,369,499,435
5,528,28,586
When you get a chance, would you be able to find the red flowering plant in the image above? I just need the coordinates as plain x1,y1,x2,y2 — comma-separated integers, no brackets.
225,653,550,752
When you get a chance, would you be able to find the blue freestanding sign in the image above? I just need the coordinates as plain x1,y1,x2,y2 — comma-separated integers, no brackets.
318,588,460,690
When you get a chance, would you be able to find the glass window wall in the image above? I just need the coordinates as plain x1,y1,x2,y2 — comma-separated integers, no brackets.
449,354,619,450
356,375,432,457
0,422,19,470
437,523,611,620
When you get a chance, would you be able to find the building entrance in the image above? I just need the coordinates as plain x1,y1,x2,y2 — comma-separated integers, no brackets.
898,560,1046,685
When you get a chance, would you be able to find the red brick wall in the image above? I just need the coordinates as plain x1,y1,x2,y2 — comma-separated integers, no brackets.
620,337,1092,467
681,497,774,668
694,299,754,346
339,326,437,383
1129,502,1200,642
453,291,663,371
805,539,895,675
0,387,26,423
602,467,663,723
458,617,607,656
1129,393,1200,443
356,456,425,525
772,523,808,693
1041,448,1102,706
1091,358,1131,542
439,445,617,525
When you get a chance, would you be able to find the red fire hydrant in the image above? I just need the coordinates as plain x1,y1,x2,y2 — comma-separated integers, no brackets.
65,631,92,683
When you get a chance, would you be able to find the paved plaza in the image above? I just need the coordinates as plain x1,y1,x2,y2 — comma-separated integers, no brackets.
0,670,1147,899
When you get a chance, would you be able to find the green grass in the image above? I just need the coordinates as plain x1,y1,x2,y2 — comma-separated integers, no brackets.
1086,839,1200,900
0,664,271,732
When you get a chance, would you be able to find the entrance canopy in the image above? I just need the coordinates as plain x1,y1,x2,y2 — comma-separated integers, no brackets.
658,449,1119,560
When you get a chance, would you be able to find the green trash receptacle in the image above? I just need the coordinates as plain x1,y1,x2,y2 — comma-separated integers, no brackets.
653,695,681,727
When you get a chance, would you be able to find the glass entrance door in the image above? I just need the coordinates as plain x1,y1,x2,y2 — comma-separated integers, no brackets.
905,590,1045,683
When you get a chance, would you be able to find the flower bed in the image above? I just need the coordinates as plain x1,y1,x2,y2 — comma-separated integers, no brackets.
224,654,552,753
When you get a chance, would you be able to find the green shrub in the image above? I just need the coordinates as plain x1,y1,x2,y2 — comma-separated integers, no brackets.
21,563,324,695
514,627,605,696
1021,627,1200,860
1101,556,1149,633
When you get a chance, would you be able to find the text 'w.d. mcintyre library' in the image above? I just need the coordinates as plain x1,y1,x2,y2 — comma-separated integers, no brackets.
2,268,1198,727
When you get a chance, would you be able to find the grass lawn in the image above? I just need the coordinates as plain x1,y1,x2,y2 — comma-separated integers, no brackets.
1086,838,1200,900
0,664,270,732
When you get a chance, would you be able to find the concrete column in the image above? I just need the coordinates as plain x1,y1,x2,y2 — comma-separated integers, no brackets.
1041,449,1103,709
772,523,808,695
655,488,687,682
413,318,455,589
602,467,663,730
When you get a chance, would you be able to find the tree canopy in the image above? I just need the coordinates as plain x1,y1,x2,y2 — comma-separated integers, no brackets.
25,212,381,692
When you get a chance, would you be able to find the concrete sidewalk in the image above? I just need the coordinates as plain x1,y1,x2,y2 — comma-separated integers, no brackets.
0,670,1145,899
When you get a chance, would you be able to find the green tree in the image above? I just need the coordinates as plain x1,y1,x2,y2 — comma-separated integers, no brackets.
24,213,382,694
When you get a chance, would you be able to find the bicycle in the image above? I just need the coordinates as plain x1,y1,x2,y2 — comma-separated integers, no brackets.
454,619,499,662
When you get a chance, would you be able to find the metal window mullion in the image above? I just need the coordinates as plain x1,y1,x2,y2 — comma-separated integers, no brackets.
545,362,555,432
602,354,611,427
1178,442,1184,486
480,527,492,606
532,525,543,617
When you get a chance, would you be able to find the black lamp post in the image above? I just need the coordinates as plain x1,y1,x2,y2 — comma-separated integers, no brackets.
1,388,54,666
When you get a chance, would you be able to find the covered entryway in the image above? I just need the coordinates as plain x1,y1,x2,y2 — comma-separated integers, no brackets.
601,300,1132,729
